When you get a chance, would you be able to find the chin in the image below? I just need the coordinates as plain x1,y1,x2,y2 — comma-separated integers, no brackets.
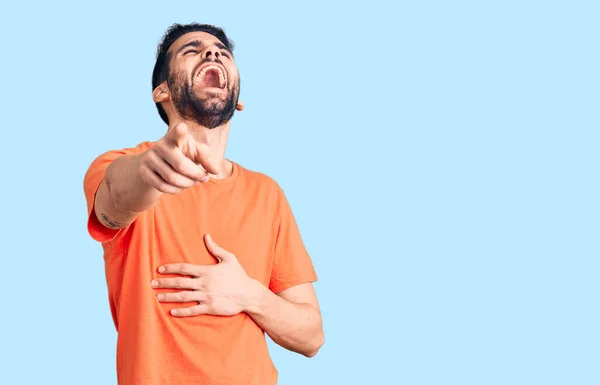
204,100,228,113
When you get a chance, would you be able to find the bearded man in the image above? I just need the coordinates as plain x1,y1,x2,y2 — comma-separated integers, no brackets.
83,23,323,385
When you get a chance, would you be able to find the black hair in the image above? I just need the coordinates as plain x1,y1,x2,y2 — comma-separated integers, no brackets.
151,23,235,124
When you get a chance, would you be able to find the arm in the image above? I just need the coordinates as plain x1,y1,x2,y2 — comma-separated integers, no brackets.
94,151,162,229
93,123,217,230
245,282,324,357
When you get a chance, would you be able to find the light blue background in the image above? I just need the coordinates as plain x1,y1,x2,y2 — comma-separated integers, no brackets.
0,1,598,384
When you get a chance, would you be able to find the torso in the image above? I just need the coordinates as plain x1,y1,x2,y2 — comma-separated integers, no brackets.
103,162,281,385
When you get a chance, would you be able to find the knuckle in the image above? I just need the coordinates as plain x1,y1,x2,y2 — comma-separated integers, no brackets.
139,156,148,168
172,158,186,171
146,149,160,163
138,168,148,183
175,278,184,288
180,291,187,301
138,165,150,178
152,145,167,159
163,172,179,186
180,264,190,275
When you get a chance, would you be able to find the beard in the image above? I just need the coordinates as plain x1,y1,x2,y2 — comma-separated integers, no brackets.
167,67,240,129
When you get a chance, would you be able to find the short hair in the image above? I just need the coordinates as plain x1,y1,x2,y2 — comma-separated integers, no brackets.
151,23,235,124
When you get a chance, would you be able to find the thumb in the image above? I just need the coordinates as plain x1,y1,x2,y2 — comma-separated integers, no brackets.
168,122,189,147
204,234,235,263
192,143,220,175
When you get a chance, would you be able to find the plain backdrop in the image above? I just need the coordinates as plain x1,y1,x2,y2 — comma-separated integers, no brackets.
0,1,598,384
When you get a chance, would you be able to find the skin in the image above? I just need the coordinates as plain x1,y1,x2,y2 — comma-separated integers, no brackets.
94,32,324,357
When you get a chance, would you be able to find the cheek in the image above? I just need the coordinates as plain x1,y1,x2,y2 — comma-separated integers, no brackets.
227,67,239,81
230,73,240,89
176,63,194,77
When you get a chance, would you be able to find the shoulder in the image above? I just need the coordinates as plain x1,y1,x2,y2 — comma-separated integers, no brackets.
86,141,152,170
84,141,153,183
236,163,280,188
235,163,287,200
93,141,153,161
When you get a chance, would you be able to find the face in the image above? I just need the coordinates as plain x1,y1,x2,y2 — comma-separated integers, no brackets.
165,32,240,128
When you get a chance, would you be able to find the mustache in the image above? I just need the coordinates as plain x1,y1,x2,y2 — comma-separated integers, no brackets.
192,57,225,79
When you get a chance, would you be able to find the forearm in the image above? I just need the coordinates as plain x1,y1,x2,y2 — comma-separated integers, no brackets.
96,152,162,227
244,281,324,357
105,151,163,212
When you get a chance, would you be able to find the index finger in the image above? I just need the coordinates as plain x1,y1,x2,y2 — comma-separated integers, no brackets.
166,122,189,148
152,144,209,182
158,263,208,277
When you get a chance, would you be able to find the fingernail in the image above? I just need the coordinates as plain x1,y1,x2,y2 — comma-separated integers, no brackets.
151,280,158,287
171,309,178,315
157,294,164,300
206,234,213,242
158,266,165,273
200,175,209,183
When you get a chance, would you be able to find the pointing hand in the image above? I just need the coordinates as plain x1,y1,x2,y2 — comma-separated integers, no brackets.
139,123,220,194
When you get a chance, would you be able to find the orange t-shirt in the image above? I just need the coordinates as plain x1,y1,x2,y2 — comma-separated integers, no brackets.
83,142,317,385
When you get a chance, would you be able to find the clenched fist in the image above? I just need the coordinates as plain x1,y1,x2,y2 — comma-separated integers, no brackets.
139,123,219,194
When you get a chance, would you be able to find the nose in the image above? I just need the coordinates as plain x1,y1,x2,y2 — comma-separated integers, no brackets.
204,45,222,59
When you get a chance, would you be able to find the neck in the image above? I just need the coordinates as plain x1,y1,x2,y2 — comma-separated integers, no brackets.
169,117,233,179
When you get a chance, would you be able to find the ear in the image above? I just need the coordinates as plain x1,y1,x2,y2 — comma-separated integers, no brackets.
236,101,244,111
152,82,170,103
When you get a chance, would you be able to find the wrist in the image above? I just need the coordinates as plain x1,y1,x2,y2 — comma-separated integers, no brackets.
241,278,268,315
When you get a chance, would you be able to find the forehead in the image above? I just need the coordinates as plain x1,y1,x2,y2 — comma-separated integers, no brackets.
168,31,225,54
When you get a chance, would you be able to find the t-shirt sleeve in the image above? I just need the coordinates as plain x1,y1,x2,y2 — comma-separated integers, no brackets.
269,188,318,294
83,144,147,243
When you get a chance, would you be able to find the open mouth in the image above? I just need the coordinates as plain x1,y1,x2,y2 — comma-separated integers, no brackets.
194,64,226,89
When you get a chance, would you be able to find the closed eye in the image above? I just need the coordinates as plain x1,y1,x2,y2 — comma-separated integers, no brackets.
183,49,199,55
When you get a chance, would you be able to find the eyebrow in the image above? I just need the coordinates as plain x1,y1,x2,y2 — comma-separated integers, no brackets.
176,40,202,55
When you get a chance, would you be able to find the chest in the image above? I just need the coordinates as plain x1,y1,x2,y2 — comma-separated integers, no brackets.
147,188,277,284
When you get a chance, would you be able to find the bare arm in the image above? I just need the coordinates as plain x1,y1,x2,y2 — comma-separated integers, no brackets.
246,282,324,357
94,151,162,229
93,123,218,230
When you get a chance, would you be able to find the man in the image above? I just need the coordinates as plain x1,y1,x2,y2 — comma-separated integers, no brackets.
83,23,323,385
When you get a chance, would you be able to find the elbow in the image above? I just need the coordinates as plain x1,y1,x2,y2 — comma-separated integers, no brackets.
105,174,126,212
106,174,136,214
303,330,324,358
104,158,134,213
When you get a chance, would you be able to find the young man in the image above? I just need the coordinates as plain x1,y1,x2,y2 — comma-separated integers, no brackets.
83,23,323,385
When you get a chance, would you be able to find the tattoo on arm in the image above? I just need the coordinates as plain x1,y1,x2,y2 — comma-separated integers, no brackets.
101,213,123,229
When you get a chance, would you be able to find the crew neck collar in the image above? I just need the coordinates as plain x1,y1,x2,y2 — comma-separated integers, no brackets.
205,160,240,188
